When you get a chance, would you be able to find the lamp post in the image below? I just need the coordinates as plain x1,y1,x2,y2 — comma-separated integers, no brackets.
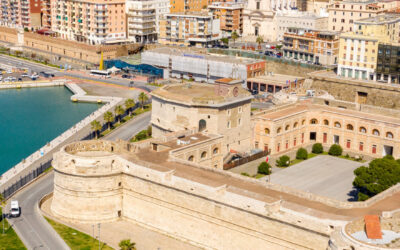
98,223,101,250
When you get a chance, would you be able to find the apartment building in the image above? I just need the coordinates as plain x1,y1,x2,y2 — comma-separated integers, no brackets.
283,28,339,66
159,12,221,47
51,0,126,45
170,0,208,13
0,0,42,28
327,0,398,33
41,0,51,28
208,2,244,35
275,11,328,41
337,14,400,82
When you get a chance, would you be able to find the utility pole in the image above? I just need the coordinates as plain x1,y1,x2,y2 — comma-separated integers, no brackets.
98,223,101,250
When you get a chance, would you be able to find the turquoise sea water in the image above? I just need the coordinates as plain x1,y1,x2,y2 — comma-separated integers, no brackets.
0,86,100,174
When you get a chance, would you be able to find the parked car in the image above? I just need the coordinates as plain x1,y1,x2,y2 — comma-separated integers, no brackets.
10,200,20,217
121,74,130,79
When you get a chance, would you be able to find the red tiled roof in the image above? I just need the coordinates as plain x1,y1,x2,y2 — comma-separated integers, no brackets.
364,215,382,239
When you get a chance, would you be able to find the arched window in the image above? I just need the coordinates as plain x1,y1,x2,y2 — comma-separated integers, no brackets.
346,124,354,130
265,128,270,134
324,119,329,126
310,119,318,124
373,129,380,136
293,122,298,128
277,127,282,134
285,125,290,131
201,151,207,158
199,119,206,132
301,119,305,125
213,148,219,155
334,122,341,128
359,127,366,133
386,132,393,139
188,155,194,161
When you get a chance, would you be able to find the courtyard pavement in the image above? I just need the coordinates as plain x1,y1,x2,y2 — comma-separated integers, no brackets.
261,155,365,201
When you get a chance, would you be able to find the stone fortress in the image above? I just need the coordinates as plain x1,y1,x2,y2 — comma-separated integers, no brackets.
50,81,400,249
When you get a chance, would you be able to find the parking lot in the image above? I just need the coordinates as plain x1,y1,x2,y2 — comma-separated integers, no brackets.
0,69,54,83
267,155,365,201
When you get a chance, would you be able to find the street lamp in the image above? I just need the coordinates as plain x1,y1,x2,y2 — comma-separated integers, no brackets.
98,223,101,250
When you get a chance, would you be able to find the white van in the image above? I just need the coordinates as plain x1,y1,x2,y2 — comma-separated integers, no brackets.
10,200,20,217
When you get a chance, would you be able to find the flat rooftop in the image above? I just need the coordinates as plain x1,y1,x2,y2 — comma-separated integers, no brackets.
356,13,400,24
144,47,264,65
151,82,252,106
248,74,304,86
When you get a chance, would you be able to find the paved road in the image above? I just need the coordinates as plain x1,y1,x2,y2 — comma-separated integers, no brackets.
6,109,151,249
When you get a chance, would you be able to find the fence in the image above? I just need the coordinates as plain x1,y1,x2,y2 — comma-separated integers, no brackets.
104,60,163,78
223,150,269,170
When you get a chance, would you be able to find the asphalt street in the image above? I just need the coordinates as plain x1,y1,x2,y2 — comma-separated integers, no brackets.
106,112,151,141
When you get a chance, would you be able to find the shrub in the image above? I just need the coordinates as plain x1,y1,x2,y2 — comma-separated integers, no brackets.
328,144,343,156
296,148,308,160
241,172,250,177
276,155,290,167
257,162,271,175
312,143,323,154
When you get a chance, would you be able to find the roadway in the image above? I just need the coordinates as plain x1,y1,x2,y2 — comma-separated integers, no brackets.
7,108,151,249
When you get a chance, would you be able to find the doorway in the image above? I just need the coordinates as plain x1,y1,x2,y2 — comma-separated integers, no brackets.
310,132,316,141
383,145,393,156
334,135,339,144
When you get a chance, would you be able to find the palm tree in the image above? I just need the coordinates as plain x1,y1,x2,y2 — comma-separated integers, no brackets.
124,98,135,116
256,36,264,50
119,239,136,250
103,111,114,130
231,31,239,46
90,120,102,139
114,105,125,123
138,92,148,110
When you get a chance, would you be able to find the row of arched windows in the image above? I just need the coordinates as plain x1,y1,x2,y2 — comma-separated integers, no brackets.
187,147,219,162
265,118,394,139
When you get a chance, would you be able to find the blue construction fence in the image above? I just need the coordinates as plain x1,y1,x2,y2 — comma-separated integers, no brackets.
104,60,163,78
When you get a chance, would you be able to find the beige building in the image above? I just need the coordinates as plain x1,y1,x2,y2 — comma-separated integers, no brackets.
253,100,400,158
208,2,244,35
51,0,126,45
159,12,221,47
150,80,253,155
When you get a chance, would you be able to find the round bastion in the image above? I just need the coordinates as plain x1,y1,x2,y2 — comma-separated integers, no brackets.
51,140,130,223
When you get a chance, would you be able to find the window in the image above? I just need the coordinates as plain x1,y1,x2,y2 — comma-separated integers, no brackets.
324,119,329,125
238,107,242,113
301,133,304,143
238,118,242,126
310,119,318,124
286,140,289,149
256,1,260,9
372,129,380,136
188,155,194,161
265,128,270,134
302,119,305,125
213,148,219,154
277,143,280,152
227,121,231,128
334,122,341,128
277,127,282,134
346,124,354,130
227,110,231,115
293,122,298,128
386,132,393,139
372,145,377,154
359,127,366,133
359,142,363,151
201,151,207,158
294,138,297,146
285,125,290,131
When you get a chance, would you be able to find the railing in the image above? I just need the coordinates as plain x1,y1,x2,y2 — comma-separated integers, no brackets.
223,150,269,170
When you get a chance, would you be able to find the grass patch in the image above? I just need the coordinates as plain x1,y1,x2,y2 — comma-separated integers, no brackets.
253,173,266,179
147,82,163,87
45,217,113,250
289,153,318,166
0,208,26,250
43,166,53,173
251,108,259,112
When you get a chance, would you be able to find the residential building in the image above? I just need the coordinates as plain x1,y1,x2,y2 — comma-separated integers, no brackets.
283,28,339,66
41,0,51,28
0,0,42,28
337,14,400,81
243,0,297,42
0,0,19,27
141,47,265,82
158,12,221,47
306,0,330,16
274,11,328,41
328,0,389,33
126,0,157,43
51,0,126,45
170,0,208,13
376,43,400,83
253,100,400,158
208,1,244,35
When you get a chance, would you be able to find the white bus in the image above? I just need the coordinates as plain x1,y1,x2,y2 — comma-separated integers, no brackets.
90,70,111,78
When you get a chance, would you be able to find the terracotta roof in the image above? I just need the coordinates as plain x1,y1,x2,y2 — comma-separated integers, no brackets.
364,215,382,239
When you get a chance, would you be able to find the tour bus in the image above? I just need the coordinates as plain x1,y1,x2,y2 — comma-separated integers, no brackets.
90,70,111,78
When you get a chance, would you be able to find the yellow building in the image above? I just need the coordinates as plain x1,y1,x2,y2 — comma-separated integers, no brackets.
337,14,400,81
170,0,207,13
159,12,221,47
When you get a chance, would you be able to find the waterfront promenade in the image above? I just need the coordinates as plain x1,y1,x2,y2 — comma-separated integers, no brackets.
0,80,123,197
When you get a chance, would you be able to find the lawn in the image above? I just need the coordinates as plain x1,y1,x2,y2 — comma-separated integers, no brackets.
0,208,26,250
45,217,113,250
289,151,366,167
289,153,318,166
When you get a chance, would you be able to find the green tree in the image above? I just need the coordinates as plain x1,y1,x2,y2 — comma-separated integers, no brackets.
258,162,271,175
114,105,125,124
124,98,135,116
231,31,239,45
276,155,290,167
296,148,308,160
90,120,102,139
138,92,148,110
328,144,342,156
256,36,264,49
312,143,323,154
24,27,29,32
103,111,114,130
15,50,22,57
353,157,400,201
220,37,229,45
119,239,136,250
